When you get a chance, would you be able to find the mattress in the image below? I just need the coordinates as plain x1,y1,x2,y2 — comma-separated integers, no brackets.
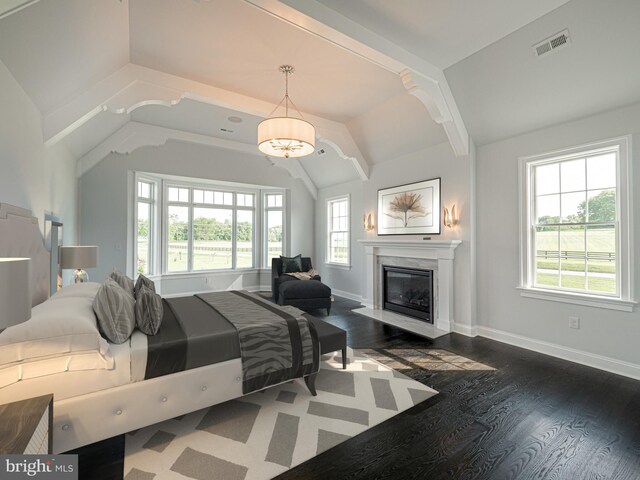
0,338,133,404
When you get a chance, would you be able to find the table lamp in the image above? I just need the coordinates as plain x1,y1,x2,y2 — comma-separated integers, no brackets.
59,246,98,284
0,258,32,330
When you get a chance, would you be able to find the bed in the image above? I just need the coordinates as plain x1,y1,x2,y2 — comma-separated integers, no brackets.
0,203,320,453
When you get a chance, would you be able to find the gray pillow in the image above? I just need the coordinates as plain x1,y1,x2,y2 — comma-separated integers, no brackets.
134,274,155,298
135,285,163,335
110,270,134,296
93,278,135,344
281,254,303,273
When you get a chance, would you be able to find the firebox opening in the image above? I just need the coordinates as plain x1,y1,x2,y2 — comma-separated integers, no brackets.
383,265,433,323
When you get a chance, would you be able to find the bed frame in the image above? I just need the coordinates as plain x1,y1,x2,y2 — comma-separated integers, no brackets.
0,204,317,453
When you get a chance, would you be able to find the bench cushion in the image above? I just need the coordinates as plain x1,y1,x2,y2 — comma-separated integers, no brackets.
305,316,346,356
279,279,331,301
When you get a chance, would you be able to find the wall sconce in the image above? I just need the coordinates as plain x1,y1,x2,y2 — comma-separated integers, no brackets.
443,205,458,228
363,213,375,231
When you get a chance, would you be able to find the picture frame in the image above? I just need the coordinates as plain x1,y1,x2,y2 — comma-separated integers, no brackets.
377,177,441,235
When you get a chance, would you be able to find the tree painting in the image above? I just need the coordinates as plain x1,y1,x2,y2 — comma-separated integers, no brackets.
384,191,430,227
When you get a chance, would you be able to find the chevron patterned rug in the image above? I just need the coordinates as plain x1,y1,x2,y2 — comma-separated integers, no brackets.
123,349,438,480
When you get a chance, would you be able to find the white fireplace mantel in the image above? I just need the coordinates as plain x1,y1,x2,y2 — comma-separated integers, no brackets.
357,239,461,333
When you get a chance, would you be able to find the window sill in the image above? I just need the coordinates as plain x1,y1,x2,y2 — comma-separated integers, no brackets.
517,287,636,312
159,269,261,279
325,263,352,271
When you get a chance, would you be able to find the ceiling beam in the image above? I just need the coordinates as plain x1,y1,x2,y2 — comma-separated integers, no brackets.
43,63,368,183
244,0,469,157
76,121,318,200
0,0,39,20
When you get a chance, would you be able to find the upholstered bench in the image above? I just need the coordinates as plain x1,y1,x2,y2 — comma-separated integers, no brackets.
305,315,347,369
278,279,332,315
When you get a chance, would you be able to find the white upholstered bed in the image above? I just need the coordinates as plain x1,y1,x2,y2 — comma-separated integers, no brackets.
0,204,315,453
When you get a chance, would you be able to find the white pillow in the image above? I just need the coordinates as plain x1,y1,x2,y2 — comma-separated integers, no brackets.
0,294,111,366
49,282,101,301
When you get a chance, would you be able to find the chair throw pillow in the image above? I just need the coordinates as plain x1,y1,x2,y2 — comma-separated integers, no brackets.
281,254,303,273
110,269,135,296
135,285,163,335
134,274,156,298
93,278,136,344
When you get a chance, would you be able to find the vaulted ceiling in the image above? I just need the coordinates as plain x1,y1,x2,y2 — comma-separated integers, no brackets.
1,0,637,195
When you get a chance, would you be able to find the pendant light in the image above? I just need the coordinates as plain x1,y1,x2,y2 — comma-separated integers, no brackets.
258,65,315,159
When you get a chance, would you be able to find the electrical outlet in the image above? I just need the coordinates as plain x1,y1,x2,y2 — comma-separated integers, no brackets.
569,316,580,329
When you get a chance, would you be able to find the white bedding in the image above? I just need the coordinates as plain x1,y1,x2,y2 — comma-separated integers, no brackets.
0,339,132,404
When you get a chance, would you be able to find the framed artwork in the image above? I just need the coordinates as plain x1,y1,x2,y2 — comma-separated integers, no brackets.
377,177,441,235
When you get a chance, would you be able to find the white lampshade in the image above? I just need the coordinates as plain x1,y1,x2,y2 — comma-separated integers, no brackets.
59,246,98,269
0,258,31,329
258,117,315,158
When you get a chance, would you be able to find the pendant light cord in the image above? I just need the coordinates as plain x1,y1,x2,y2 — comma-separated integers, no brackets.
265,65,306,120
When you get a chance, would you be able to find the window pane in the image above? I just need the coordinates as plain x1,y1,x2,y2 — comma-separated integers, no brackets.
587,153,616,190
535,194,560,224
587,189,615,223
536,257,559,288
267,194,283,208
204,190,214,204
586,225,616,293
266,210,283,264
560,158,585,193
237,194,254,207
167,206,189,272
559,226,585,290
224,192,233,205
535,163,559,195
138,181,151,199
137,202,150,275
193,208,232,270
535,225,559,258
560,191,585,223
168,187,189,203
237,210,254,268
193,189,204,204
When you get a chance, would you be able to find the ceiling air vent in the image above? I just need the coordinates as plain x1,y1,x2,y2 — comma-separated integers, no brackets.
533,29,571,58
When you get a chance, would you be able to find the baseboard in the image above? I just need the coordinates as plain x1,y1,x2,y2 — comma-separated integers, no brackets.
453,323,478,337
331,289,363,303
477,326,640,381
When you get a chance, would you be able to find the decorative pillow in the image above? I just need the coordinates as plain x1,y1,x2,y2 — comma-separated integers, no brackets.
0,295,111,365
93,278,136,344
281,254,303,273
134,274,155,298
110,269,134,296
135,285,163,335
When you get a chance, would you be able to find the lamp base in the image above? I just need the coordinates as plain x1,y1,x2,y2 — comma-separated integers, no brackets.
72,269,89,283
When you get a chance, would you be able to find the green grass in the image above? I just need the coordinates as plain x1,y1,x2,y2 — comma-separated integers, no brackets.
536,228,615,252
536,273,616,293
536,258,615,274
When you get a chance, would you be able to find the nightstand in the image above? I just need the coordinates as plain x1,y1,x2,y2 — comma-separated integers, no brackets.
0,394,53,454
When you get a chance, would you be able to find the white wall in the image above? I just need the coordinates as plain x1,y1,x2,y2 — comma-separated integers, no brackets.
79,140,315,294
0,59,77,251
315,141,475,331
476,101,640,374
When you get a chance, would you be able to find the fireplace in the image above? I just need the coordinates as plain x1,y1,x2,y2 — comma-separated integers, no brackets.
383,265,433,323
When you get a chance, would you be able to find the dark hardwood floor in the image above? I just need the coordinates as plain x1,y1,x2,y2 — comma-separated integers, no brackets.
277,296,640,480
73,296,640,479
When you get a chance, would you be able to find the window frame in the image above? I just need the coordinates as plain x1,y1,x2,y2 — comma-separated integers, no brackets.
518,136,635,311
162,181,258,274
262,190,286,269
326,194,351,268
134,175,159,277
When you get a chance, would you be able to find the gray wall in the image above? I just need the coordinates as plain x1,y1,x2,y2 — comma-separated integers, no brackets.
79,140,315,294
0,59,77,259
315,141,475,332
476,101,640,368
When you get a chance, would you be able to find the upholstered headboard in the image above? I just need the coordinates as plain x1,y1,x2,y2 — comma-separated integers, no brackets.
0,204,51,306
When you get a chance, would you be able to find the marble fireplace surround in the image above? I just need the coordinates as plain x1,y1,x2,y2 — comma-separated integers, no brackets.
358,239,461,334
